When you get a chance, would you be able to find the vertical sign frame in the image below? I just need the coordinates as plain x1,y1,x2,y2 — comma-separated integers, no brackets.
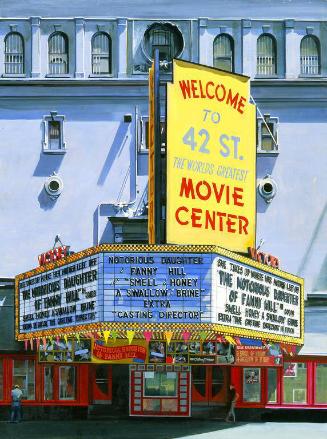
148,63,155,243
148,50,162,244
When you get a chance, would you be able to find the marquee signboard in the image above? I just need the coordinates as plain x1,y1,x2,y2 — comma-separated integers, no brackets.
166,60,256,252
16,244,304,344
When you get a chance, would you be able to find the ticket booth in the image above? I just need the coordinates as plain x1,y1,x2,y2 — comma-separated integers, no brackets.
130,364,191,417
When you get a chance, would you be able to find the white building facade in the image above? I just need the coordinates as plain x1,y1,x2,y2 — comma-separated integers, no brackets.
0,1,326,301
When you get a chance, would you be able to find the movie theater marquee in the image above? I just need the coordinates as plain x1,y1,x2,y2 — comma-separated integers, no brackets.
16,245,304,345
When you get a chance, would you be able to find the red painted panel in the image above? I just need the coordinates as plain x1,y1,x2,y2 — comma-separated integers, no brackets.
91,364,112,403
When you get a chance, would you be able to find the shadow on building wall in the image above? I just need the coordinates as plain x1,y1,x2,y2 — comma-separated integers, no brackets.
97,122,129,186
256,155,278,213
38,187,59,210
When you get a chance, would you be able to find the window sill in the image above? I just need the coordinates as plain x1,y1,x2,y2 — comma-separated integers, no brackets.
89,74,113,78
298,74,323,79
254,75,280,79
132,71,172,76
138,148,166,155
2,74,26,78
138,148,149,154
45,74,72,78
257,150,279,156
42,149,67,155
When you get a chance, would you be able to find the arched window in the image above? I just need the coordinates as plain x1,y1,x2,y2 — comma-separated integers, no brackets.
48,32,69,75
143,23,184,70
213,34,234,72
257,34,277,76
91,32,112,75
300,36,320,75
4,32,24,74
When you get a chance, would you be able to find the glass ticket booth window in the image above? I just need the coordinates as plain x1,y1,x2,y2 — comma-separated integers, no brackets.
144,371,177,397
130,365,191,417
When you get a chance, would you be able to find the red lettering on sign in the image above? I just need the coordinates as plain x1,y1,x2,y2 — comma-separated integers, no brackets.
178,79,247,114
38,246,69,266
179,177,244,207
248,247,280,269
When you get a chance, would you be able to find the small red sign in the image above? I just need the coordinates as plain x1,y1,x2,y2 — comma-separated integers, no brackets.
248,247,280,269
38,246,69,266
235,345,282,366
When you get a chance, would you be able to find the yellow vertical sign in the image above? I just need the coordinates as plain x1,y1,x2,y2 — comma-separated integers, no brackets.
167,60,256,252
148,64,155,244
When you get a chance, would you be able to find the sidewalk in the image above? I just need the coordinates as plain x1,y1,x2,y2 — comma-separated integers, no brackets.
1,418,327,439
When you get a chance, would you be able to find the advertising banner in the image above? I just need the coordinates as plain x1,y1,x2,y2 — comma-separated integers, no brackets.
167,60,256,252
235,345,283,367
92,339,147,364
16,244,304,345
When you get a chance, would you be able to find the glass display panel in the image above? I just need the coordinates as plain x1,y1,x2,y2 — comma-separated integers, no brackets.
188,342,201,354
315,364,327,404
13,360,35,400
202,342,216,355
44,366,54,400
143,398,160,411
39,339,73,362
149,341,166,363
243,368,261,402
267,368,277,403
144,371,177,397
161,398,178,412
59,366,76,400
283,362,307,404
0,359,3,400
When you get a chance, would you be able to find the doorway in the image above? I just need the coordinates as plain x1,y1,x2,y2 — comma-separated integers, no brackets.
192,366,228,404
92,364,112,404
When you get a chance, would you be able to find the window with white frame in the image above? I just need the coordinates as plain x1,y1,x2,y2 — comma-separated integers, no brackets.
48,32,69,75
13,359,35,400
213,34,234,72
0,359,3,400
315,363,327,404
59,366,76,400
256,34,277,76
42,111,66,153
257,114,278,153
139,116,166,151
4,32,24,74
300,35,320,75
283,362,307,404
44,366,54,400
91,32,112,75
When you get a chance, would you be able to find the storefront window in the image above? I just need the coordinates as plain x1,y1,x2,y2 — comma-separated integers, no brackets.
44,366,54,400
267,368,277,403
315,364,327,404
0,359,3,400
243,368,261,402
13,360,35,400
283,362,307,404
59,366,76,400
144,371,177,397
